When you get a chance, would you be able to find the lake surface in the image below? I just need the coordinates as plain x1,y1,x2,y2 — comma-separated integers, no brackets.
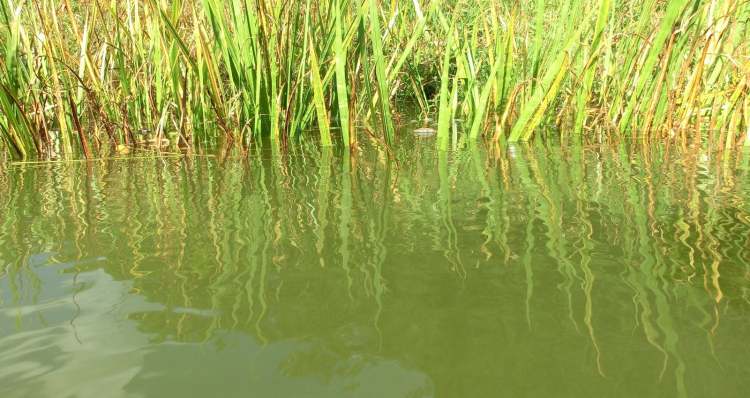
1,137,749,397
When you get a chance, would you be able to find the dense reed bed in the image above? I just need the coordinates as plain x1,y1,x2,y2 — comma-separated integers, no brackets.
0,0,748,159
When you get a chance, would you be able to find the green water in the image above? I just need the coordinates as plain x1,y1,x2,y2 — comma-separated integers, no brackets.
1,138,749,397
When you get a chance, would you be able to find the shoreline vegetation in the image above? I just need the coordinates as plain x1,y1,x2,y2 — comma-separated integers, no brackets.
0,0,748,160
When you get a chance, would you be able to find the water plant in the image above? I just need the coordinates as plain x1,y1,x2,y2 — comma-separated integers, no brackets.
0,0,748,159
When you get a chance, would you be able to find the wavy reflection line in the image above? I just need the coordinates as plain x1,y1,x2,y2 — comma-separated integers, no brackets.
619,147,670,379
338,151,356,299
623,148,687,395
570,145,605,376
470,145,496,262
255,155,276,345
518,144,580,331
438,152,465,278
497,151,512,264
370,158,393,351
315,147,332,268
533,147,582,331
510,145,536,328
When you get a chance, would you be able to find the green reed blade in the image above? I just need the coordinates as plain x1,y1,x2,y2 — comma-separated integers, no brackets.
333,0,351,147
308,31,332,146
437,26,456,151
367,0,394,143
618,0,689,132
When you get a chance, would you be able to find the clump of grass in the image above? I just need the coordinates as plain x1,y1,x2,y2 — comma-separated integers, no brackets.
0,0,748,159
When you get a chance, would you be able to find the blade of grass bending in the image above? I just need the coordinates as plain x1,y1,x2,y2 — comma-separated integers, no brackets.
42,35,73,156
146,0,196,71
68,94,92,159
362,0,440,122
508,14,588,142
496,14,514,111
0,82,33,159
308,33,332,146
531,0,545,82
574,0,611,135
437,27,456,151
745,94,750,147
520,53,570,141
469,52,504,140
618,0,689,132
367,0,394,143
333,0,351,147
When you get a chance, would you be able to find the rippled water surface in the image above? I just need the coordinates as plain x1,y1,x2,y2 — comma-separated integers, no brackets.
1,139,750,397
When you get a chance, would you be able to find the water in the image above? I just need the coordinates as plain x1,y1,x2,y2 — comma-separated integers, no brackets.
1,138,749,397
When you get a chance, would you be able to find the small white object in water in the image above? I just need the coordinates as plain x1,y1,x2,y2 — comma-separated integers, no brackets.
414,127,436,137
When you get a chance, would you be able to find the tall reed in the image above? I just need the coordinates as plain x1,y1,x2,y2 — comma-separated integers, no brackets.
0,0,748,159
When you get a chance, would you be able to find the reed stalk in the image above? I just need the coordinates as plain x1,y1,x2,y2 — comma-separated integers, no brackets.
0,0,748,159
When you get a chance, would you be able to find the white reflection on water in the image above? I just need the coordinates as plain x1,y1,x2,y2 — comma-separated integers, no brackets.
0,264,432,398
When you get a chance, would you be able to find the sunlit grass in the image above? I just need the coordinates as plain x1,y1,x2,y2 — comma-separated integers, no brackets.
0,0,748,159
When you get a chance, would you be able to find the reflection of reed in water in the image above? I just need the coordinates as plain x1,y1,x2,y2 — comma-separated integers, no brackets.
1,139,750,394
568,145,603,376
438,152,465,277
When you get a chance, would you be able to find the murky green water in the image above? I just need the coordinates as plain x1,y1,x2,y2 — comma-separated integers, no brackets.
1,138,749,397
